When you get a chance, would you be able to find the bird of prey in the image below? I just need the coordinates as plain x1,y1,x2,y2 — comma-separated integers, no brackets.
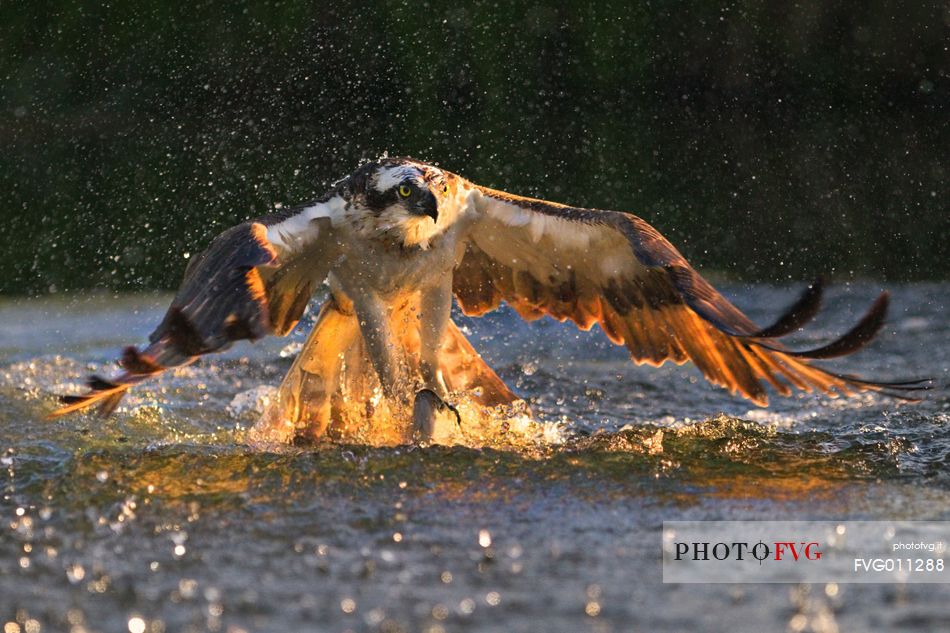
50,157,926,442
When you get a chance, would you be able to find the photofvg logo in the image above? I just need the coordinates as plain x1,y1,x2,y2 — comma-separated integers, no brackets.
673,540,823,563
662,521,949,584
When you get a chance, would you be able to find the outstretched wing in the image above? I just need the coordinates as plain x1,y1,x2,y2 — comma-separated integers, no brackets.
452,182,928,405
50,199,343,417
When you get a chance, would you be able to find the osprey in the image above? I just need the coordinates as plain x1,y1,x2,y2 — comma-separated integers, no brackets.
50,157,926,441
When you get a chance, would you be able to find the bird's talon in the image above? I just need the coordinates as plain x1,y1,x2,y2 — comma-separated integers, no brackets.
446,401,462,428
412,388,463,442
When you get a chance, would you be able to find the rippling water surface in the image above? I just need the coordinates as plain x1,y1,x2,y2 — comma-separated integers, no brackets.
1,283,948,632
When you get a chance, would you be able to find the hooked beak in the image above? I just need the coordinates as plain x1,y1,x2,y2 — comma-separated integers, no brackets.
412,189,439,222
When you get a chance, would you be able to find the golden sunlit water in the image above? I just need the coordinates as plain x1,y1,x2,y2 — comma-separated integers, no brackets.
1,284,948,631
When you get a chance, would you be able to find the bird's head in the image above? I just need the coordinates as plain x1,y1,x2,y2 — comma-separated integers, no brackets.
343,157,457,249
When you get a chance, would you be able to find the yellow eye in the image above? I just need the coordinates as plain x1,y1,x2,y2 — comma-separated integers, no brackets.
398,185,412,198
442,184,448,193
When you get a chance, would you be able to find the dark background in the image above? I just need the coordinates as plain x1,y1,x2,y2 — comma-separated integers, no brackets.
2,0,947,294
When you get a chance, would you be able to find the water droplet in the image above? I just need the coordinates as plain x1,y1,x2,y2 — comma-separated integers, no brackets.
127,617,146,633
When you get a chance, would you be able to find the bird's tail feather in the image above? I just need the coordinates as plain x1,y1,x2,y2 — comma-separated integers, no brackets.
440,320,520,408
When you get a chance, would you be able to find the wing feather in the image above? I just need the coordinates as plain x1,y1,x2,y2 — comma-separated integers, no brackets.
453,181,928,405
50,201,342,417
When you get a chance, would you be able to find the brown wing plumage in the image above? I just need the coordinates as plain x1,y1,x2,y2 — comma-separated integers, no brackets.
453,182,928,405
50,206,338,418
